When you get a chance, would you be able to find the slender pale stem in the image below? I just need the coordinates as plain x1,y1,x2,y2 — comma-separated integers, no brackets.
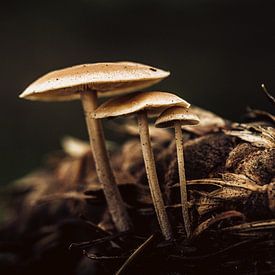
174,121,191,238
137,111,172,240
81,91,131,232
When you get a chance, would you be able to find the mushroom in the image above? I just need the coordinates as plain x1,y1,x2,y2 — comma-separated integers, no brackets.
19,62,170,232
155,106,200,238
93,91,190,240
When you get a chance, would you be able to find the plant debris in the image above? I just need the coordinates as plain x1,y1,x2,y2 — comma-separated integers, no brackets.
0,100,274,274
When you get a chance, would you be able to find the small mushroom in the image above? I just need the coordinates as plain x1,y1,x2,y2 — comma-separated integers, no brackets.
19,62,169,232
155,106,200,238
94,91,190,240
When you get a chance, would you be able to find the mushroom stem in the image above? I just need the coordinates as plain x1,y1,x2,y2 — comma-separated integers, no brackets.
174,121,191,238
81,91,131,232
137,111,172,240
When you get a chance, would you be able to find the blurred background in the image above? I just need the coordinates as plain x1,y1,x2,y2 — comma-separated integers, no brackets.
1,0,274,184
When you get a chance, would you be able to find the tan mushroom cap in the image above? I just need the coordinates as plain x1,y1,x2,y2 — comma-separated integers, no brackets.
19,62,170,101
155,106,200,128
93,91,190,119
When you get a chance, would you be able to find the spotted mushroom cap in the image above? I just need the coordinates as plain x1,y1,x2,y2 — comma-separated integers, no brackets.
19,62,170,101
93,91,190,119
155,106,200,128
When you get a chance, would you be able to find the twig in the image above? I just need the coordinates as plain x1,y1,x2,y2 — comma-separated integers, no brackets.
83,250,127,261
69,231,129,250
169,239,258,262
261,84,275,105
116,234,158,275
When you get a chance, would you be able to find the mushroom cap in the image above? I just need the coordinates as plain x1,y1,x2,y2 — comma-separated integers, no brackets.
93,91,190,119
19,62,170,101
155,106,200,128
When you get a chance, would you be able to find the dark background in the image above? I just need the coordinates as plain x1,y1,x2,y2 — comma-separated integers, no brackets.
1,0,274,184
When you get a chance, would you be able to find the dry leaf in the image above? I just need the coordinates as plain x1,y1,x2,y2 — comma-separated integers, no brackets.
182,106,228,135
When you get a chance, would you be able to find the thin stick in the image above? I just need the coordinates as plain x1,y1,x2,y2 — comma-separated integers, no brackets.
81,91,131,232
137,111,172,240
261,84,275,105
69,231,127,250
116,234,157,275
174,121,191,238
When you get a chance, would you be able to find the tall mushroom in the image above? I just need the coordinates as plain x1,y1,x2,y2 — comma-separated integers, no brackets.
93,91,190,240
19,62,170,232
155,106,200,238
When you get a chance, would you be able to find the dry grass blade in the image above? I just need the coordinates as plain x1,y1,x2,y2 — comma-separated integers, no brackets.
221,219,275,232
116,234,158,275
170,239,253,262
188,173,265,192
83,251,127,261
191,210,245,239
69,231,127,250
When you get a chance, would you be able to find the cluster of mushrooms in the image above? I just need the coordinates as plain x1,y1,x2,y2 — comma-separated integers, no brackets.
19,62,200,240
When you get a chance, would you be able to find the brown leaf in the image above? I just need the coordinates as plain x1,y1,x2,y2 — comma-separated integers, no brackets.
225,122,275,148
187,174,268,217
182,106,228,135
